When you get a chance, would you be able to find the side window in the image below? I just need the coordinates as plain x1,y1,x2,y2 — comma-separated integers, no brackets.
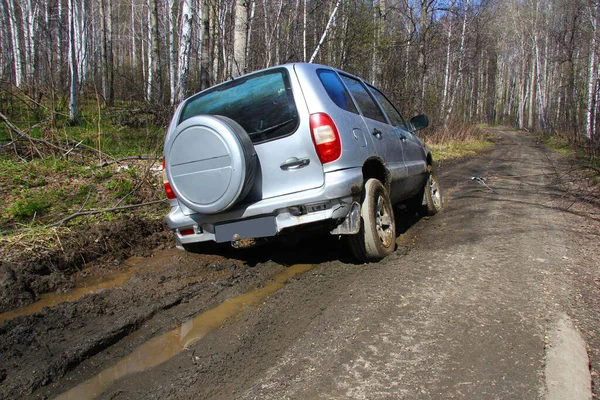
369,86,407,130
339,75,387,123
317,69,358,114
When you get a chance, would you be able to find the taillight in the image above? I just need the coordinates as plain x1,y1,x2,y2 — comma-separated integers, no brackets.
310,113,341,164
162,157,176,200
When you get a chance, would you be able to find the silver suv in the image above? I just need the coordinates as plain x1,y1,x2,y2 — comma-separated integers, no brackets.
162,63,442,262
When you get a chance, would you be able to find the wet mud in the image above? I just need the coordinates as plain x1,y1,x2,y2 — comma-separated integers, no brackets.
57,264,313,400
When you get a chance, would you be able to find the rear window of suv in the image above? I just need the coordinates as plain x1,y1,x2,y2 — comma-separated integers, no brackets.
179,68,299,144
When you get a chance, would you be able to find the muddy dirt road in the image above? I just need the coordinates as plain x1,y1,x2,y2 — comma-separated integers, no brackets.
1,129,599,399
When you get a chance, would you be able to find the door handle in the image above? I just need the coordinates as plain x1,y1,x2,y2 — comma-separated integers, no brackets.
280,157,310,170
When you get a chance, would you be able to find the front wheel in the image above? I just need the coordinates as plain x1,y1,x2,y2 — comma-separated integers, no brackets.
348,179,396,262
424,166,443,216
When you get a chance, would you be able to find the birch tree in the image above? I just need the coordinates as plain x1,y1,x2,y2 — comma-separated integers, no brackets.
232,0,247,76
309,0,341,63
68,0,78,121
444,0,470,128
586,2,598,141
99,0,114,106
4,0,23,87
175,0,193,103
146,0,162,103
168,0,177,105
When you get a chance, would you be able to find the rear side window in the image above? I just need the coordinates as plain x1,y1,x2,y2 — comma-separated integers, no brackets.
180,69,299,144
339,75,387,123
369,86,407,129
317,69,358,114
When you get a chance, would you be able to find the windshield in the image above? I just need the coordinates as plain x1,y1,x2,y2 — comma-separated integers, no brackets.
179,68,299,144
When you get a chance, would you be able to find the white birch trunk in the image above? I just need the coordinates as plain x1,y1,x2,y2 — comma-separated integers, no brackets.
146,0,153,101
246,0,255,65
443,0,470,128
309,0,341,64
168,0,176,105
57,0,63,81
441,19,452,117
131,0,137,67
6,0,23,87
68,0,78,121
303,0,307,62
586,8,597,141
176,0,193,103
21,0,37,81
233,0,247,76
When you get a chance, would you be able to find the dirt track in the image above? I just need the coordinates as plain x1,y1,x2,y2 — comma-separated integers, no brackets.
1,129,599,399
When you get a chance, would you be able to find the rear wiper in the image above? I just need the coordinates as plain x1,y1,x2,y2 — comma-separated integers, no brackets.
248,118,294,136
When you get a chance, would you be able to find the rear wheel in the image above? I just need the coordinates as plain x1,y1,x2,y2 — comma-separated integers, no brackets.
348,179,396,262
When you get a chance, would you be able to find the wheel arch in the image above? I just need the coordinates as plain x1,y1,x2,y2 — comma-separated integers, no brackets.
361,157,389,190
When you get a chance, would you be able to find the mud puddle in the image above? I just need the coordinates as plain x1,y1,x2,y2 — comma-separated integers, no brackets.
0,267,137,324
0,249,181,325
56,263,314,400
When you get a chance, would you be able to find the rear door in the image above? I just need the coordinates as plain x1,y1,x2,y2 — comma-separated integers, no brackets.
339,74,408,201
368,86,428,196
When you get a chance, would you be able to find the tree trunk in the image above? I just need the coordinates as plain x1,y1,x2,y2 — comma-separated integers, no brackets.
5,0,23,87
68,0,78,122
200,0,211,90
444,0,469,128
146,0,162,103
131,0,137,67
309,0,341,63
233,0,247,76
440,19,452,117
99,0,114,106
246,0,255,67
176,0,193,103
586,5,597,141
168,0,176,105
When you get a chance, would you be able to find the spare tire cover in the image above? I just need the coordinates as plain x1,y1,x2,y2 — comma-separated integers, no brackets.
165,115,257,214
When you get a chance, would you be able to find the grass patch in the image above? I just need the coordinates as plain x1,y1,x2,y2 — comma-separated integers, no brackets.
0,156,165,232
424,124,493,162
540,135,573,155
429,139,493,162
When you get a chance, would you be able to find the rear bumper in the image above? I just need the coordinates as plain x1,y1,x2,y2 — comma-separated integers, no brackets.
166,167,363,244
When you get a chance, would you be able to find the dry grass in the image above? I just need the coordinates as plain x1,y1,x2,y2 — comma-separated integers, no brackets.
422,124,493,162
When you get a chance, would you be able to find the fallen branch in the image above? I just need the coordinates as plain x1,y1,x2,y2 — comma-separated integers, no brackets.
97,155,160,167
583,165,600,174
0,111,66,154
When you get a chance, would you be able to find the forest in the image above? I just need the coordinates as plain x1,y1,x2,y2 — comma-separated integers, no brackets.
0,0,599,153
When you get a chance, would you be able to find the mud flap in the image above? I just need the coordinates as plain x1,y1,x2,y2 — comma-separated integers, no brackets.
330,201,361,235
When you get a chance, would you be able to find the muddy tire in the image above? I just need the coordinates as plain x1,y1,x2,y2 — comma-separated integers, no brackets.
424,166,443,216
164,115,257,214
348,179,396,262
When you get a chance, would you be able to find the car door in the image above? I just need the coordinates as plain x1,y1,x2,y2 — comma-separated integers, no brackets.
368,86,428,199
338,74,408,202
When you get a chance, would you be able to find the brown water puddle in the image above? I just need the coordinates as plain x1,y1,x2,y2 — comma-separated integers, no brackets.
0,267,137,325
56,263,314,400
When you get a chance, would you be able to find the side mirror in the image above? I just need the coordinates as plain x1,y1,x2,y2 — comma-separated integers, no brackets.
410,114,429,132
